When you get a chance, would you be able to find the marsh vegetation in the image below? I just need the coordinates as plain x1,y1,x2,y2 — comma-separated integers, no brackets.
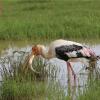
0,52,68,100
0,0,100,100
0,0,100,41
0,46,99,100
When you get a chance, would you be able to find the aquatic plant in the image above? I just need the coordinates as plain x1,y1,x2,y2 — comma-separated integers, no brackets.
77,79,100,100
0,51,67,100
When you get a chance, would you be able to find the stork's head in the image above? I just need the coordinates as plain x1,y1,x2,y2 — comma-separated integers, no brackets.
32,45,43,56
28,45,44,71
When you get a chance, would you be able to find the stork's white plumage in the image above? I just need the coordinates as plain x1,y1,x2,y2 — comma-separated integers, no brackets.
28,39,98,79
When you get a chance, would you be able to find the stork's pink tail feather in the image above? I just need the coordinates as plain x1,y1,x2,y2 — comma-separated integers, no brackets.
82,47,97,59
83,47,100,61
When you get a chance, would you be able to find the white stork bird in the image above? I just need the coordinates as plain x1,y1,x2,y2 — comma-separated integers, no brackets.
28,39,99,79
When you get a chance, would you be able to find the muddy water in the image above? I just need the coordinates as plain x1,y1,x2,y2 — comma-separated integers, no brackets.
0,43,100,97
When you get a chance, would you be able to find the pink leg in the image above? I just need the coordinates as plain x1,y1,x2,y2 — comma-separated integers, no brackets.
67,62,77,98
67,62,71,82
67,62,76,80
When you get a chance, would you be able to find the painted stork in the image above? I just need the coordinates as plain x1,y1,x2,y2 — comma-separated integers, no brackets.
28,39,99,79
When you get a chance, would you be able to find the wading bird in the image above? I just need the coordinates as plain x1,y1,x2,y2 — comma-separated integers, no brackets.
28,39,99,79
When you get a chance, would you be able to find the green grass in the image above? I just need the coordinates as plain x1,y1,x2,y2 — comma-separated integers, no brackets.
77,67,100,100
0,0,100,40
0,80,69,100
0,53,69,100
77,80,100,100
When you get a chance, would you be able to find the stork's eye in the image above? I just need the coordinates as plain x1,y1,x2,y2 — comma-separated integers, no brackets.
32,47,37,52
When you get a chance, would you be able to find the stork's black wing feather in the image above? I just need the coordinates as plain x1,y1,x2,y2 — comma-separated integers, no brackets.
55,44,83,61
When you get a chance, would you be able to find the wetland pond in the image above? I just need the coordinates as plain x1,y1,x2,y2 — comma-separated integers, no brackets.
0,41,100,99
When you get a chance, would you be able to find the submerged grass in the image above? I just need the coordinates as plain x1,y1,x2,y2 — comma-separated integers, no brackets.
0,52,68,100
0,0,100,40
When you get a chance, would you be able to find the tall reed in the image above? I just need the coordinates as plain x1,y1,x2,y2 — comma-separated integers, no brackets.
0,51,67,100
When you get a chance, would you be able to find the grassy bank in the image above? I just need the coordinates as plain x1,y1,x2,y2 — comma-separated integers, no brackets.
0,0,100,40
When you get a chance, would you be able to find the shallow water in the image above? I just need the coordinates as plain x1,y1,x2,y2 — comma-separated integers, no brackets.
0,43,100,98
49,44,100,97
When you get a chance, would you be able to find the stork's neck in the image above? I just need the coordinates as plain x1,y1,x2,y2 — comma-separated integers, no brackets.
41,46,52,59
